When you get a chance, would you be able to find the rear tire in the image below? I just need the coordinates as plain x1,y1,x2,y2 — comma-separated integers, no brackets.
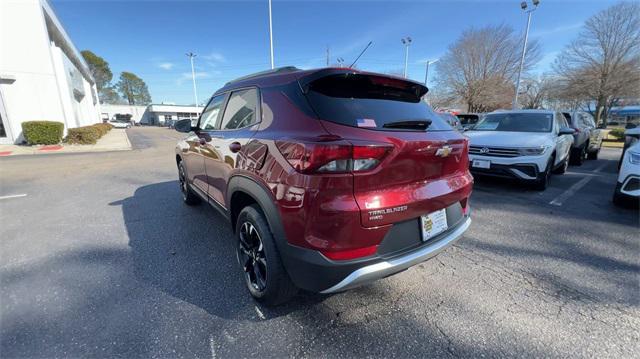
570,145,586,166
587,149,599,160
236,205,297,306
178,161,200,206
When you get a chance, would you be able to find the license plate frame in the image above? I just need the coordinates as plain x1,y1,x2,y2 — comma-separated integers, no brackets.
472,159,491,169
420,209,448,242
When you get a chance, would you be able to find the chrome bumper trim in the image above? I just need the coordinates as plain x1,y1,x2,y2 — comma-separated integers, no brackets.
320,216,472,294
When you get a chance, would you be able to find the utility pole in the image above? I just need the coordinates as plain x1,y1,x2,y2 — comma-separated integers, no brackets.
513,0,540,109
401,37,412,78
424,59,439,87
186,52,198,108
268,0,274,69
326,45,330,67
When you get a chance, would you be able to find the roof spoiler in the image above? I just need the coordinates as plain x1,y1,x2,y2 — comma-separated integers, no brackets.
296,68,429,98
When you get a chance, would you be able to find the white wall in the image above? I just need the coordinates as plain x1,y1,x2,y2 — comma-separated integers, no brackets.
0,0,100,144
0,0,64,143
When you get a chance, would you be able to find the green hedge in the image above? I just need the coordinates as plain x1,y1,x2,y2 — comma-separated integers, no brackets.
609,128,625,140
65,123,113,145
21,121,64,145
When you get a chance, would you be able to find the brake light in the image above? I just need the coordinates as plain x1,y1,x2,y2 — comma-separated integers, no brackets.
572,127,581,133
321,245,378,260
276,140,392,174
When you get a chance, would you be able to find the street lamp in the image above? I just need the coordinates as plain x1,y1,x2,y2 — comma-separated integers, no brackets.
268,0,274,69
186,52,199,108
424,59,439,87
513,0,540,109
401,37,412,78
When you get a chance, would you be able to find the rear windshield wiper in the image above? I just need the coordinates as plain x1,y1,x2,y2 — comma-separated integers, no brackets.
383,120,432,131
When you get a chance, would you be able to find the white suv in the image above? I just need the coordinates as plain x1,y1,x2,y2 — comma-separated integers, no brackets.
614,128,640,206
465,110,575,190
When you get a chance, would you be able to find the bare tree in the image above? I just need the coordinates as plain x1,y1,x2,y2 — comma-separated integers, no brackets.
553,1,640,126
434,24,541,112
518,76,557,109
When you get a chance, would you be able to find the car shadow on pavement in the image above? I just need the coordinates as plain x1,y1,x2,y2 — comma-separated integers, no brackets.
112,180,328,321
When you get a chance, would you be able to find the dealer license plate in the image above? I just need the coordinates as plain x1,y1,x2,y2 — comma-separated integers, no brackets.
472,159,491,169
420,209,448,242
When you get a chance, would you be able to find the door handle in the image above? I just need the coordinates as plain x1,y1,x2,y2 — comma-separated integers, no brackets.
229,142,242,153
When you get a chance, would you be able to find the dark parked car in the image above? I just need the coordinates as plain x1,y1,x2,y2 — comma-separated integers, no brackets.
456,113,482,130
562,111,603,164
174,67,473,305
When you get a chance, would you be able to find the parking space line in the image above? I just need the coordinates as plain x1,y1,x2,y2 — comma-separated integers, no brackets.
0,194,27,200
549,162,608,206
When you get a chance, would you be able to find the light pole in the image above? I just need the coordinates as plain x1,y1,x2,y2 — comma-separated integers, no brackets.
401,37,412,78
268,0,274,69
424,59,439,87
513,0,540,109
186,52,198,108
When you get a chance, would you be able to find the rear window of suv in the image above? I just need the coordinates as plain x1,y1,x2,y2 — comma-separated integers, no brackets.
304,74,451,131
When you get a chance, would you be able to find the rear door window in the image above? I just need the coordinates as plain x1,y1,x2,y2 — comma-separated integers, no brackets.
304,74,450,131
219,89,259,130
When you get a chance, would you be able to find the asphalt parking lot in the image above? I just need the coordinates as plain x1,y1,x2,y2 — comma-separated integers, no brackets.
1,127,638,358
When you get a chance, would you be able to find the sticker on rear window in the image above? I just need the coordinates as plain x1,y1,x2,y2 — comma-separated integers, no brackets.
356,118,377,128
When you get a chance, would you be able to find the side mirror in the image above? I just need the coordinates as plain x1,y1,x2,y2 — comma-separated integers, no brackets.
174,119,195,133
558,127,576,136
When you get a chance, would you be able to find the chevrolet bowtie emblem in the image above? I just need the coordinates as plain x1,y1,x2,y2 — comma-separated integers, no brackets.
435,145,452,157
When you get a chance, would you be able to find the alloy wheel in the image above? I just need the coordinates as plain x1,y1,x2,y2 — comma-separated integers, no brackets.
178,164,188,200
238,222,267,292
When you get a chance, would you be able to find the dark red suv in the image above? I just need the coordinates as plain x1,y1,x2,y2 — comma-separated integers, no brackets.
174,67,473,305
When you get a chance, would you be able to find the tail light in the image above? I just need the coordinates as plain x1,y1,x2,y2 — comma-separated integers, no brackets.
276,140,392,174
572,127,581,133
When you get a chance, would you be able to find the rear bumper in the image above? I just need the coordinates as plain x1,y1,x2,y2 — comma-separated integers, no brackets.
280,209,471,293
321,216,471,293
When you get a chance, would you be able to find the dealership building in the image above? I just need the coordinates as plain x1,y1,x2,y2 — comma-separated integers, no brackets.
100,104,202,126
0,0,101,144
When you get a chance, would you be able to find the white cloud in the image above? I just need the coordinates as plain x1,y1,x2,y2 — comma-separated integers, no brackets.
158,62,174,70
177,71,210,85
532,23,582,38
202,52,226,62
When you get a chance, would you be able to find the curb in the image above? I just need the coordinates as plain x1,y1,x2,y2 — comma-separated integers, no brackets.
0,130,133,157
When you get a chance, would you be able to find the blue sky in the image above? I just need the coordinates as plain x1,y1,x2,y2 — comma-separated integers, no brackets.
51,0,618,105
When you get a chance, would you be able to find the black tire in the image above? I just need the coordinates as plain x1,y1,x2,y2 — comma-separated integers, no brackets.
178,161,200,205
236,204,297,306
587,148,599,160
570,145,586,166
613,190,625,207
533,157,553,191
553,155,568,174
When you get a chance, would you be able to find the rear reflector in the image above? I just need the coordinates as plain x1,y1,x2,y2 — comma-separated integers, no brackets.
321,245,378,261
276,140,392,174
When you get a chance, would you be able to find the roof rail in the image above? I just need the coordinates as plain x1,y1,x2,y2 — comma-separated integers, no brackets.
225,66,300,86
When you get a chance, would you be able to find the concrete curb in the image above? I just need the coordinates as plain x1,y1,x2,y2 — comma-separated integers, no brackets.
0,129,132,157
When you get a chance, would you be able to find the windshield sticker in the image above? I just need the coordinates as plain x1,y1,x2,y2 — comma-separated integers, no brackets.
356,118,377,128
475,121,499,130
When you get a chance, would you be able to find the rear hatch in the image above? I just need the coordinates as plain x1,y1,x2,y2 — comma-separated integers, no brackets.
299,70,472,227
